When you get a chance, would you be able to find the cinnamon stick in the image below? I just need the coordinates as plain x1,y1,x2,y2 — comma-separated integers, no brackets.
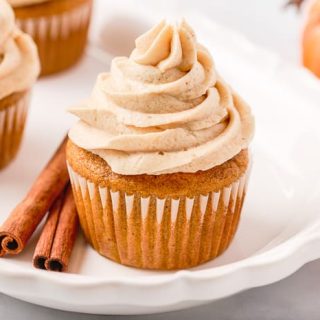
32,192,64,269
33,185,79,272
0,137,69,256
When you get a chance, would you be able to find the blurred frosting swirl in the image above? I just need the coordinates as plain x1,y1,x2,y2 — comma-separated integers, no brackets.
69,20,254,175
0,0,40,100
8,0,51,7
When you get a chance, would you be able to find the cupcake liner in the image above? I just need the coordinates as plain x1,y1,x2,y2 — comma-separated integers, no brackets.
15,0,92,76
0,92,30,170
68,163,250,270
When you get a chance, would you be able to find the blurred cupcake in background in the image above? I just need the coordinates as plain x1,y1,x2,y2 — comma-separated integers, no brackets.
67,20,255,270
9,0,93,76
0,0,40,169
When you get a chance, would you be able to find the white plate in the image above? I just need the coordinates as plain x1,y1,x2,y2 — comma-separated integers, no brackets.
1,9,320,315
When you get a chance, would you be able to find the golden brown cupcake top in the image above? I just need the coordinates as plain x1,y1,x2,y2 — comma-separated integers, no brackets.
69,20,254,175
67,140,249,197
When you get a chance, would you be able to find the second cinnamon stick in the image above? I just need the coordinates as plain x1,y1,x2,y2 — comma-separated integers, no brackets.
33,185,79,272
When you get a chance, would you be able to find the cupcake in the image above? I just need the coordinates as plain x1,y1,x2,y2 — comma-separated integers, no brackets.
0,0,40,170
9,0,93,76
67,20,255,270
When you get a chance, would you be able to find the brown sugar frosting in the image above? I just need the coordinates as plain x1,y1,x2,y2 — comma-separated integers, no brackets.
69,19,254,175
0,0,40,100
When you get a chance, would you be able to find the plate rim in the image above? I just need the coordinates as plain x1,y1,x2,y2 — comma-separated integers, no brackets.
1,13,320,313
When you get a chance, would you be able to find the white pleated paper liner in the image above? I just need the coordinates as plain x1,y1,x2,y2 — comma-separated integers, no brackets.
15,0,93,75
68,161,250,270
0,92,30,170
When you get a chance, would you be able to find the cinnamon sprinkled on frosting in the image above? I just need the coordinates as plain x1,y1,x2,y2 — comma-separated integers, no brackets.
69,20,254,175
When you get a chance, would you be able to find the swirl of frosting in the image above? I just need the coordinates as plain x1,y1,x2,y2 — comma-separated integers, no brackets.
69,20,254,175
8,0,51,7
0,0,40,100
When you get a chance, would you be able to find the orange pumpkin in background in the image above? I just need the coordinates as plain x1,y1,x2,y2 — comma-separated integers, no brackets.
288,0,320,77
303,0,320,77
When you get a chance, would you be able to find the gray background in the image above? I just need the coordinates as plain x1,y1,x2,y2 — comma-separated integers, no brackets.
1,0,319,319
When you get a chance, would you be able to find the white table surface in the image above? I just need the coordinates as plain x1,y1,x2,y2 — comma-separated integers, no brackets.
2,0,320,318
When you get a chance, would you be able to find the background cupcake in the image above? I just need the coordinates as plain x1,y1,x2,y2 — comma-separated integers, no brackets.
9,0,93,76
67,20,254,270
0,0,40,170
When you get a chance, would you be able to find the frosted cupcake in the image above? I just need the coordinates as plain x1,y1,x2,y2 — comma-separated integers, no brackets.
9,0,93,76
67,20,255,270
0,0,40,170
